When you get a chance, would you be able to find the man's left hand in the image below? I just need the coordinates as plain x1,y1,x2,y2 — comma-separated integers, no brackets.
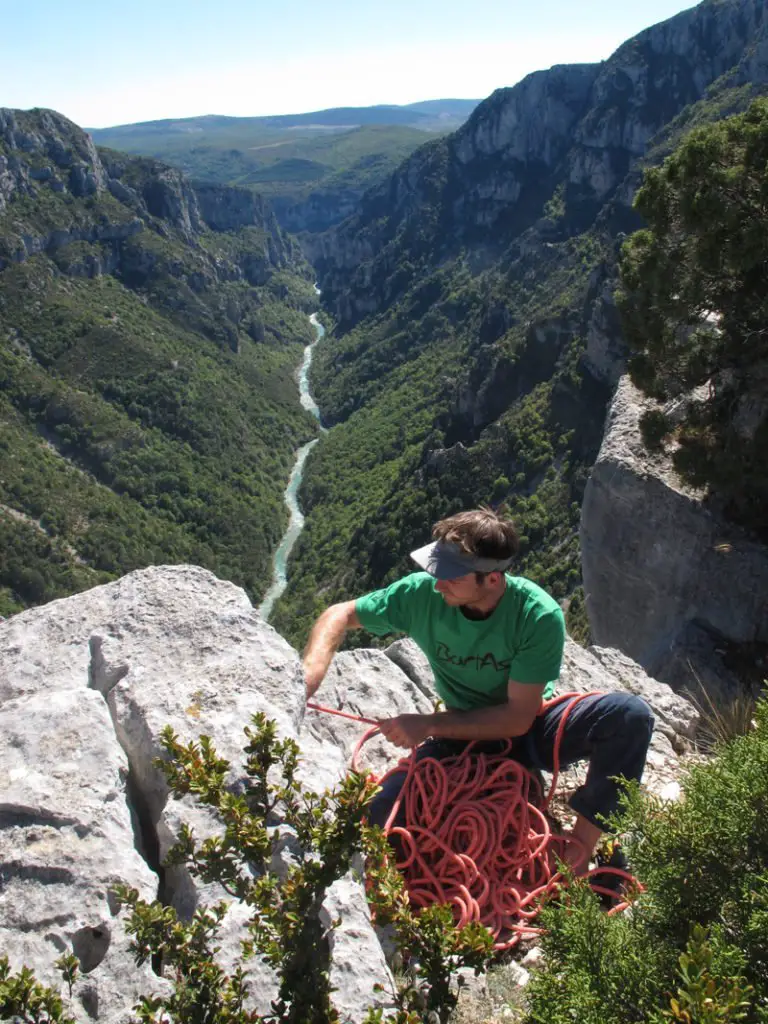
377,714,432,749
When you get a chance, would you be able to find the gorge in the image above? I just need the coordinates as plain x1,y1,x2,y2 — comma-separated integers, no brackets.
267,0,768,701
2,0,768,1019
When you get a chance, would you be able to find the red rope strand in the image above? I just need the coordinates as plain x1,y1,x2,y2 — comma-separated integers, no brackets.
306,693,636,949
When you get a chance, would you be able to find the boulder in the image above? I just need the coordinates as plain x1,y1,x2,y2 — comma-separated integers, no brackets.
0,567,392,1022
0,687,166,1021
581,377,768,699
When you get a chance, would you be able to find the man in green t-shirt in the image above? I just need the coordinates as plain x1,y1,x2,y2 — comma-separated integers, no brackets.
303,508,654,871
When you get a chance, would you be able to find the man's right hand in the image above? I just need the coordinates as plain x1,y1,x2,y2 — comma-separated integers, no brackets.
301,599,361,700
303,663,325,700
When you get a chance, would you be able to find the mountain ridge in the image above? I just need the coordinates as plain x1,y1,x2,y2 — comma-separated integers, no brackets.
88,99,481,136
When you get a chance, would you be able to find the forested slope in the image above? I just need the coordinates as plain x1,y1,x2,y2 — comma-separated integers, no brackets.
0,108,318,616
273,0,768,647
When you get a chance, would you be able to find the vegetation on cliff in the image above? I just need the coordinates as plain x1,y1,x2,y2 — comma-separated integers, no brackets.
0,109,318,616
620,97,768,540
6,701,768,1021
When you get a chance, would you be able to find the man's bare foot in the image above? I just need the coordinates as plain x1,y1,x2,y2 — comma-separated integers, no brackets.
560,838,591,876
561,814,603,875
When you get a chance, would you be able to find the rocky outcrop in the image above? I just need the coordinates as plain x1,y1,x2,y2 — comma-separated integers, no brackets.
0,565,698,1020
195,183,296,257
0,108,301,280
0,566,390,1022
0,108,107,213
581,377,768,698
313,0,768,327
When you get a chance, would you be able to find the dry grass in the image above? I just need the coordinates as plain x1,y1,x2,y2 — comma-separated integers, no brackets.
685,672,760,753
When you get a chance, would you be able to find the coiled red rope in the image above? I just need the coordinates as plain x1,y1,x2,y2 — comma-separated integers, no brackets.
307,694,636,949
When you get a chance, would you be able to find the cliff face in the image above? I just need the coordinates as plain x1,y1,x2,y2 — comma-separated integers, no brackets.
312,0,768,330
0,108,300,280
581,378,768,698
271,187,363,235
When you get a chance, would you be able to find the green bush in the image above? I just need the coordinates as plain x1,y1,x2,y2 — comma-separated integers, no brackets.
640,409,672,452
522,698,768,1024
619,99,768,538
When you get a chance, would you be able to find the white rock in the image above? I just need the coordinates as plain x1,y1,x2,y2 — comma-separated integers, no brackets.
497,960,530,988
581,377,768,700
0,687,164,1022
304,648,434,778
521,946,545,967
0,567,399,1022
659,781,682,802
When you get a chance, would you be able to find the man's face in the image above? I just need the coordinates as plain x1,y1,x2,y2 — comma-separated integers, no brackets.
434,572,489,607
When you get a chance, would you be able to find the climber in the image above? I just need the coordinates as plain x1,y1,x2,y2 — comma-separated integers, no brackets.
302,507,654,872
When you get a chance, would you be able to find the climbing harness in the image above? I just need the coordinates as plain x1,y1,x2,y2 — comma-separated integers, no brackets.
307,694,637,950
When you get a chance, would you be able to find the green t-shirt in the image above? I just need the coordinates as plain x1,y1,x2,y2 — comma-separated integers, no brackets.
356,572,565,709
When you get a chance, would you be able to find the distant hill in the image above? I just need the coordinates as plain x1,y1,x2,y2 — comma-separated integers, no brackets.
89,100,479,138
89,100,480,233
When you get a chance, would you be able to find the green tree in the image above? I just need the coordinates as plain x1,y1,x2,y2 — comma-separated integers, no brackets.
619,98,768,537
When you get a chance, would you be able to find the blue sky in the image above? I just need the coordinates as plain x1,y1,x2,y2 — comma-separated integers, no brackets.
1,0,697,128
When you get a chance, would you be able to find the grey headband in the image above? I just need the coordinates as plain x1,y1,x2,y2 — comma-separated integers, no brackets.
410,540,514,580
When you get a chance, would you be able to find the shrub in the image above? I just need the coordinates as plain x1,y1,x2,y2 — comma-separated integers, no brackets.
619,99,768,538
521,697,768,1024
0,711,490,1023
640,409,672,452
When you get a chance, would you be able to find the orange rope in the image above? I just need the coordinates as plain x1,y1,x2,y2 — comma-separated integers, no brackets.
307,693,636,949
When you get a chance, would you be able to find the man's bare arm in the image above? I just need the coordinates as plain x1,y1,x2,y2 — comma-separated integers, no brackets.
378,679,546,747
303,599,361,698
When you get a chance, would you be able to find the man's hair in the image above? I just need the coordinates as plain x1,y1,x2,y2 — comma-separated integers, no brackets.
431,507,519,565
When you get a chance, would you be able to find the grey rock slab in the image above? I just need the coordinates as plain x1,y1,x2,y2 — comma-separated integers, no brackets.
581,377,768,697
215,901,280,1017
564,640,699,748
322,875,395,1022
0,687,163,1022
0,565,277,708
553,638,697,800
384,637,438,703
303,648,433,778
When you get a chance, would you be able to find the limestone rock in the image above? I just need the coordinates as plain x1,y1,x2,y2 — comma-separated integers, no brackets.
0,687,165,1022
384,637,437,702
581,377,768,698
322,875,394,1020
0,567,398,1022
304,647,434,778
556,638,696,800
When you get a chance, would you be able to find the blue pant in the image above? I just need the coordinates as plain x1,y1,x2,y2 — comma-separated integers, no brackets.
369,692,654,832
